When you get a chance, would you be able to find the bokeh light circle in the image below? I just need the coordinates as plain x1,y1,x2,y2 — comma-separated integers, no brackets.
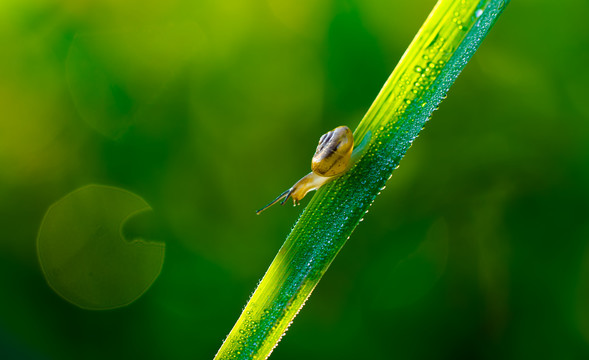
37,185,165,310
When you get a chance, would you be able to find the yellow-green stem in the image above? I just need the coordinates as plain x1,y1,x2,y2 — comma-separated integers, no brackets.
215,0,509,358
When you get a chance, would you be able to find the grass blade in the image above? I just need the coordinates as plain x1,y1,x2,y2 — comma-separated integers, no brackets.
215,0,509,358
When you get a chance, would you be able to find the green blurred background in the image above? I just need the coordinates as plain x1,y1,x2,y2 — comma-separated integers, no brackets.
2,0,589,358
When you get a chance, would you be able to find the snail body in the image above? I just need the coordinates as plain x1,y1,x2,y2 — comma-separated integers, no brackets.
256,126,358,215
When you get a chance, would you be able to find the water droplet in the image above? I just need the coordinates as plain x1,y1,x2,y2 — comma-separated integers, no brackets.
414,66,423,73
475,9,483,18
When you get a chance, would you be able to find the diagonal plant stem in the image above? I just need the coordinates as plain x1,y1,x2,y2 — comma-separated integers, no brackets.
215,0,509,358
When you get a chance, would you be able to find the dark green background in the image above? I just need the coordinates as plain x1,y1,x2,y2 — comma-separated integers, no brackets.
2,0,589,358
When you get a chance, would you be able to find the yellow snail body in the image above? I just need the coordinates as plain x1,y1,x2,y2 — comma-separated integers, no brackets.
256,126,365,215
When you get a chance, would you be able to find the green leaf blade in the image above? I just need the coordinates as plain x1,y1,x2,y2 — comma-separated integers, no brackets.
216,0,509,358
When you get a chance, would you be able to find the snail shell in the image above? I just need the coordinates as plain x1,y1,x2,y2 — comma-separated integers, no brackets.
312,126,354,177
256,126,355,214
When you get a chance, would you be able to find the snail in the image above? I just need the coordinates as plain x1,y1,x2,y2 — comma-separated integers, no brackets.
256,125,366,215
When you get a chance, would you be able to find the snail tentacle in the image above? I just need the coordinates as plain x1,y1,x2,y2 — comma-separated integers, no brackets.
256,189,292,215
